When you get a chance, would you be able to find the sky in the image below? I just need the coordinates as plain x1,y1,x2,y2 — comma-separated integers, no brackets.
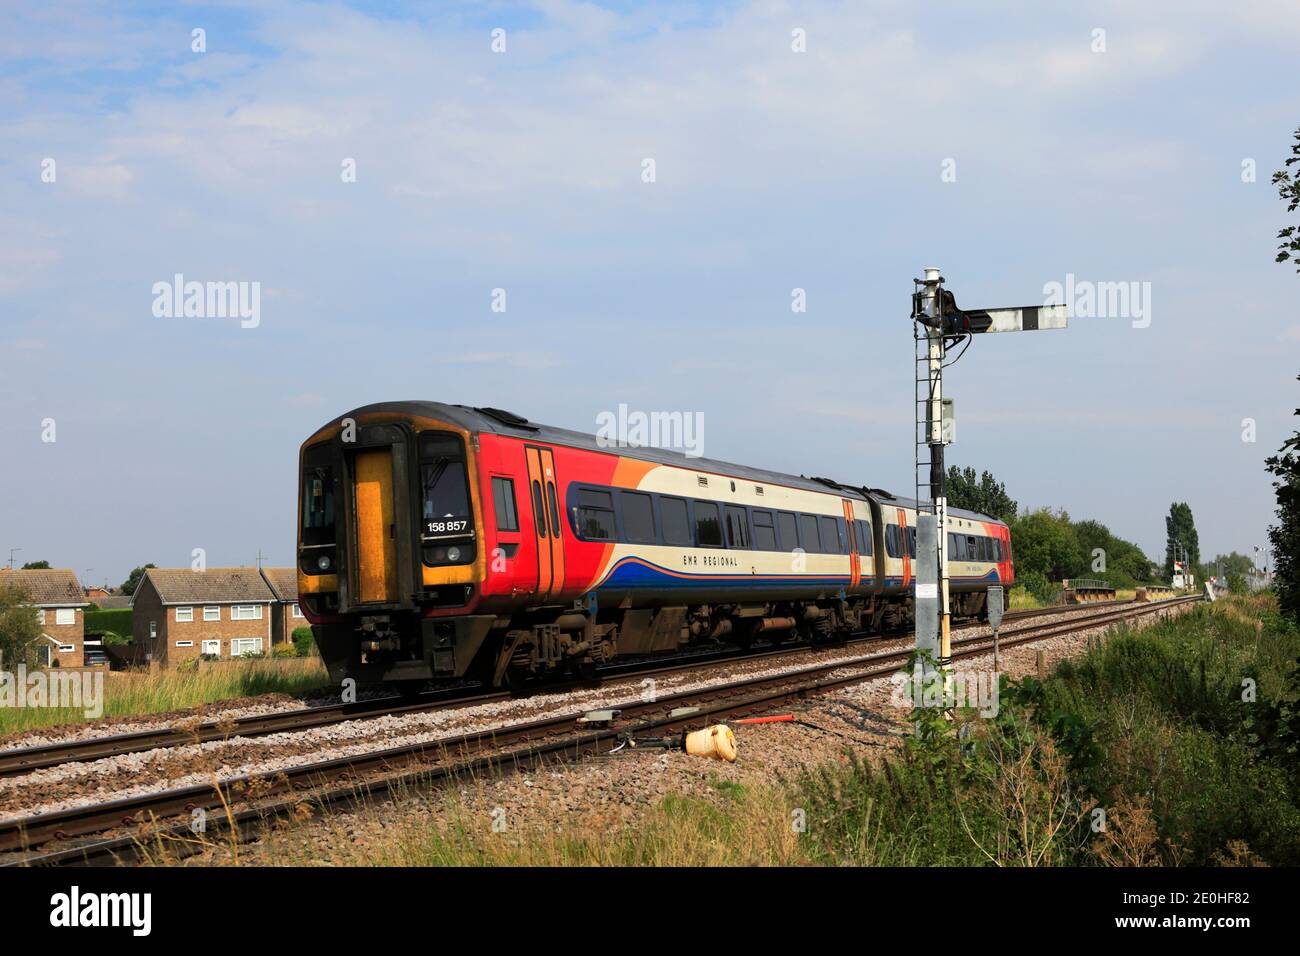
1,0,1298,587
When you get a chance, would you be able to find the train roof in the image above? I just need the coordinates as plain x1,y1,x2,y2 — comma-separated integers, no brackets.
321,401,1006,526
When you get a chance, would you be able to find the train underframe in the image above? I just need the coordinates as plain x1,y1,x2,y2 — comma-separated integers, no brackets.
313,588,994,692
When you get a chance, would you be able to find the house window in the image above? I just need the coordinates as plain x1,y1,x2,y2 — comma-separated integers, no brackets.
201,639,221,656
149,621,158,639
175,640,194,648
231,637,263,657
175,606,194,622
55,608,75,626
291,603,304,618
231,605,263,621
36,609,46,626
58,644,75,653
203,606,220,621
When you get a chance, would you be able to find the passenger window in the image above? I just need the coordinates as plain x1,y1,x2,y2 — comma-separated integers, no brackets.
660,497,692,546
491,477,518,533
725,506,751,549
857,520,873,556
576,488,616,541
908,527,917,558
695,501,723,547
777,512,799,552
752,510,777,550
621,491,656,544
531,481,547,537
819,516,841,554
547,484,560,538
798,514,821,553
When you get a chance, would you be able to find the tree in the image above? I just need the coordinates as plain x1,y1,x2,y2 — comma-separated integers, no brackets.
120,564,156,597
1010,508,1084,581
1275,126,1300,272
0,581,42,668
945,466,1018,522
1165,502,1200,580
20,560,50,570
1266,378,1300,618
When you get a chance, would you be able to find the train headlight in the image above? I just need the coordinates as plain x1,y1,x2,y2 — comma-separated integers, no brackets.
446,546,461,562
317,554,332,571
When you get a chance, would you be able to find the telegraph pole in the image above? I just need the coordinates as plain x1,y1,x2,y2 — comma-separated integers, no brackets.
910,269,1067,699
6,548,19,571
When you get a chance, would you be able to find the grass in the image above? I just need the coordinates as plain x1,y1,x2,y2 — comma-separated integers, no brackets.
0,658,330,736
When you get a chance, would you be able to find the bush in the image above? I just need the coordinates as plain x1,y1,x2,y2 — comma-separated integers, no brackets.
271,643,296,659
85,608,132,637
1018,569,1058,604
292,626,315,657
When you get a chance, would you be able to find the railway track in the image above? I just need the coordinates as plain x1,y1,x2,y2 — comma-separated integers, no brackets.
0,597,1151,779
0,594,1200,866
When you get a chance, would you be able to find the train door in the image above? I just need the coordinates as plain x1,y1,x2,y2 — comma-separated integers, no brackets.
898,508,911,590
524,445,566,602
841,499,861,591
353,448,399,604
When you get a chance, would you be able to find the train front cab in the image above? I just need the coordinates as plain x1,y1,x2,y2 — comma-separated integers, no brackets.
297,411,498,688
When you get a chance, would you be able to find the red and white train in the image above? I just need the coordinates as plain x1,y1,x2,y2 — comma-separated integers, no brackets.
297,402,1014,690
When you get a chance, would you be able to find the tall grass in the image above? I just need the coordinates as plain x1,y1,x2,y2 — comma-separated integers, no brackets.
0,658,330,737
796,596,1300,866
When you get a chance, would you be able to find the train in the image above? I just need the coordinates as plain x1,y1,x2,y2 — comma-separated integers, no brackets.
296,402,1014,691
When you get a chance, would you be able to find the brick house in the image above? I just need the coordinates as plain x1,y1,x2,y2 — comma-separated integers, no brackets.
131,568,278,665
0,568,87,667
259,567,306,647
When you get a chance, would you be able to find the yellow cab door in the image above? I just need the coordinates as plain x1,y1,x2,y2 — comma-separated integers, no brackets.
353,448,399,603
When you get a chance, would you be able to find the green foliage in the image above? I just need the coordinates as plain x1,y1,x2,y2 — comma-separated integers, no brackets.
945,466,1018,522
0,582,42,667
119,564,156,597
85,607,133,638
1275,126,1300,271
291,626,315,657
792,599,1300,866
1266,376,1300,619
1017,569,1058,604
20,560,50,570
100,631,131,647
1165,502,1200,580
1010,508,1084,581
